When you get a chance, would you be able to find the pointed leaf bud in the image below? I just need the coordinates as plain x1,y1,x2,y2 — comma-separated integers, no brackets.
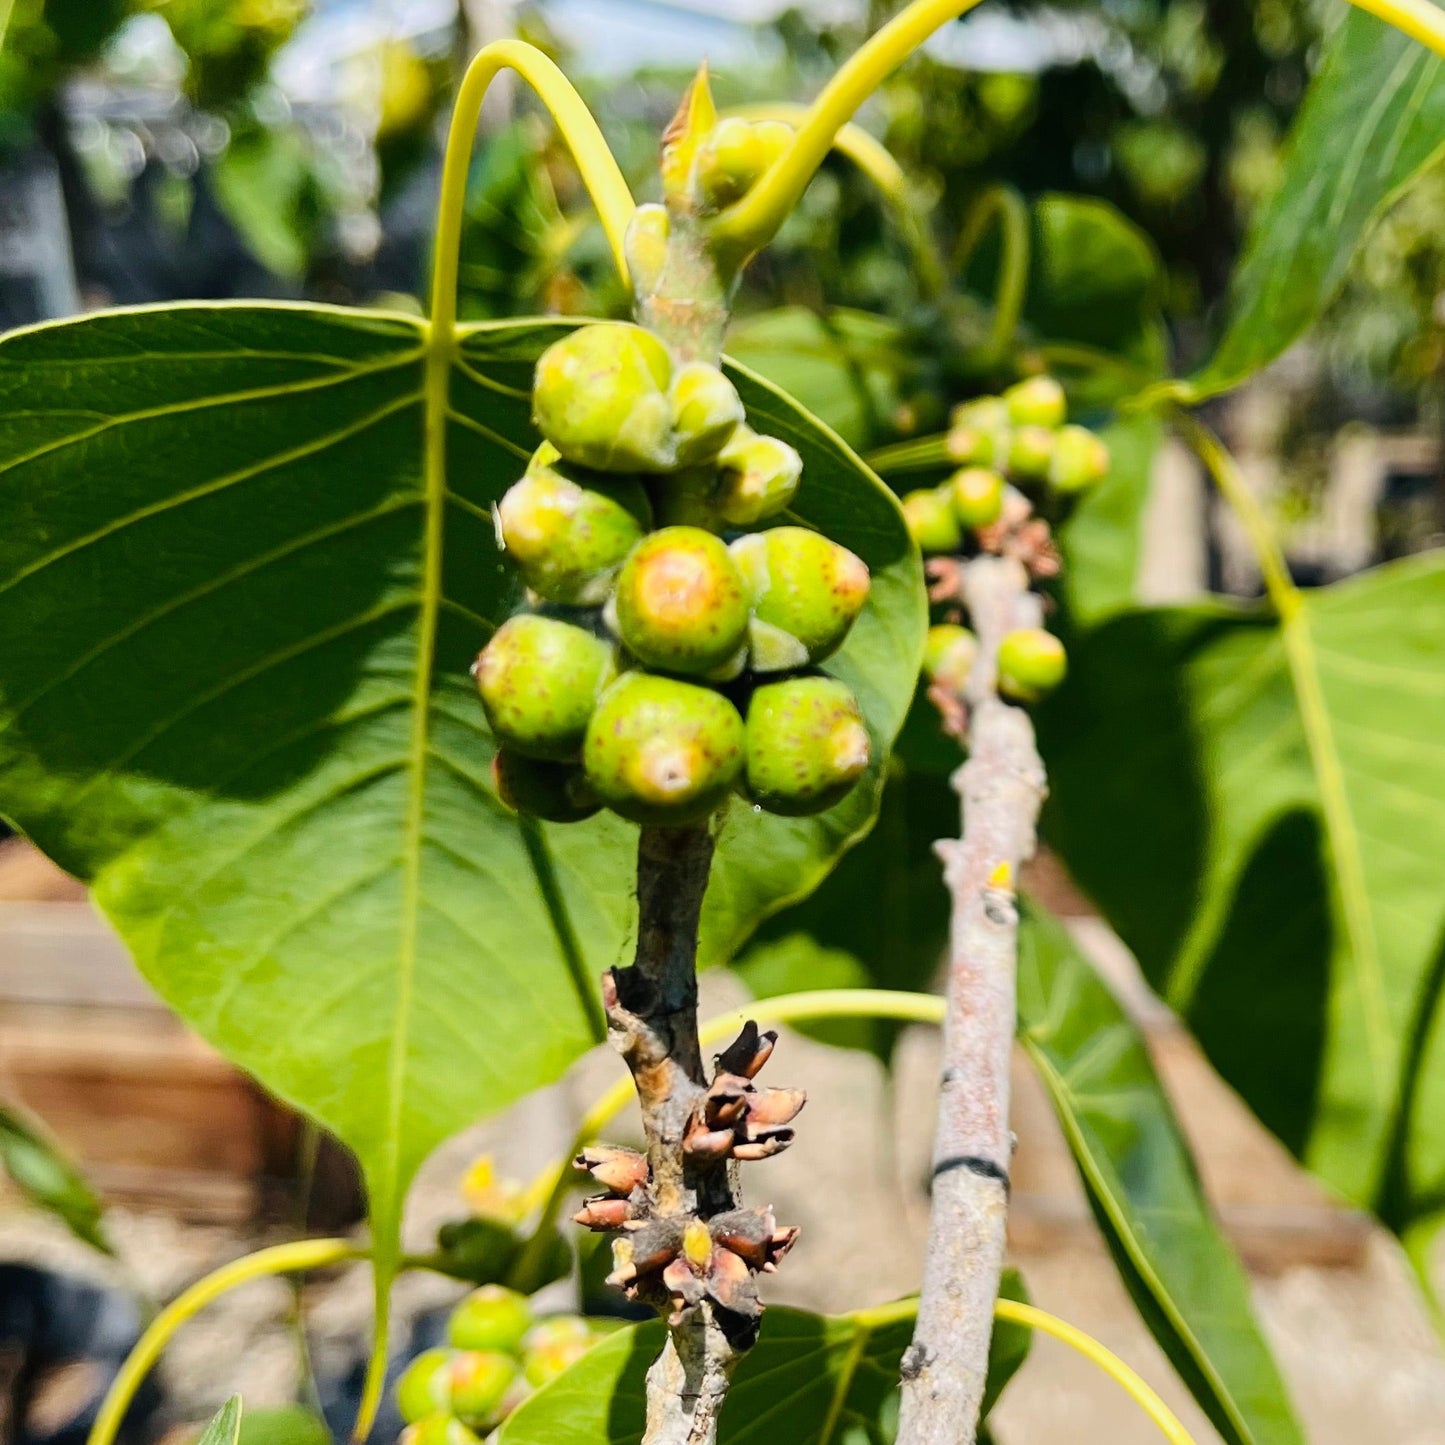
661,64,718,206
745,1086,807,1129
706,1246,761,1316
573,1195,635,1231
475,615,613,761
715,1022,776,1080
733,1132,794,1161
682,1125,737,1161
574,1145,650,1195
744,676,870,817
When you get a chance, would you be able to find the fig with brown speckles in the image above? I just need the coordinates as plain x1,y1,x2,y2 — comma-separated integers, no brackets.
743,676,870,815
730,526,870,663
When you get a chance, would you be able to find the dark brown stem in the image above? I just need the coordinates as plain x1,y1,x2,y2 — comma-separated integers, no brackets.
895,556,1047,1445
604,824,745,1445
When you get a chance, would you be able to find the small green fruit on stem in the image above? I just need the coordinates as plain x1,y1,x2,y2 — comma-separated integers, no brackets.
949,467,1005,529
743,676,871,816
1003,374,1066,429
397,1349,454,1424
447,1285,535,1354
448,1351,519,1429
731,527,871,662
996,627,1067,703
903,488,962,554
924,623,978,694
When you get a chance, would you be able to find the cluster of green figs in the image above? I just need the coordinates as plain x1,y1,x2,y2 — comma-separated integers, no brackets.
396,1285,610,1444
905,376,1109,704
476,321,873,827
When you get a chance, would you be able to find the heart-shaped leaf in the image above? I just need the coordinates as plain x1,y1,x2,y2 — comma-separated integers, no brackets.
1039,554,1445,1244
1019,905,1304,1445
498,1283,1031,1445
0,303,923,1281
1179,9,1445,400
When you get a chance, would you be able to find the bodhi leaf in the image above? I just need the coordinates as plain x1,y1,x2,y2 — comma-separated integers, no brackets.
1177,8,1445,401
1038,554,1445,1251
0,1102,112,1254
498,1284,1031,1445
0,303,923,1284
1018,905,1304,1445
198,1398,243,1445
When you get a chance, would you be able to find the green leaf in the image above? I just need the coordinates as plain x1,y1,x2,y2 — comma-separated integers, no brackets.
0,304,923,1284
0,1102,112,1254
235,1407,329,1445
1017,905,1304,1445
1181,9,1445,400
498,1289,1029,1444
197,1398,243,1445
1038,554,1445,1241
211,127,324,283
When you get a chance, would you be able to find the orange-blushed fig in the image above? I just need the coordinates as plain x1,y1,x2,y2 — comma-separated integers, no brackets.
714,427,803,525
447,1283,534,1355
743,676,871,816
491,750,600,824
1049,423,1110,493
1003,374,1066,429
496,447,650,605
614,527,751,675
397,1348,454,1425
400,1417,482,1445
1007,424,1055,481
475,615,613,761
949,466,1005,529
997,627,1068,702
532,323,675,473
447,1351,518,1430
669,361,746,466
902,487,961,555
923,624,978,694
583,673,745,825
522,1317,598,1389
731,527,870,663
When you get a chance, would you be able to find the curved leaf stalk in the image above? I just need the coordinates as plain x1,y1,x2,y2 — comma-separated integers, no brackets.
88,1239,363,1445
952,184,1031,363
1347,0,1445,55
897,556,1046,1445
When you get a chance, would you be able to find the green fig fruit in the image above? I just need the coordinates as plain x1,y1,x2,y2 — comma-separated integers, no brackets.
669,362,746,467
696,116,767,209
714,428,803,525
447,1351,519,1429
624,203,670,296
731,527,871,663
492,750,600,823
752,119,794,170
744,676,871,816
614,527,751,675
1007,425,1055,481
399,1418,482,1445
1048,424,1110,493
902,488,962,555
997,627,1067,702
522,1317,597,1389
923,623,977,694
532,323,675,473
397,1349,454,1425
447,1284,534,1355
583,673,745,825
475,615,613,761
1003,375,1066,429
497,447,650,605
949,467,1005,529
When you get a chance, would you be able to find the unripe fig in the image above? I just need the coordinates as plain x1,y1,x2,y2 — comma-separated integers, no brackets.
997,627,1067,702
583,673,745,825
624,203,670,296
744,676,871,816
532,323,675,473
949,467,1005,529
1003,375,1067,429
902,488,961,554
447,1351,518,1429
475,616,613,761
614,527,751,675
1007,424,1055,481
752,119,794,169
714,428,803,525
732,527,871,663
923,624,977,694
397,1348,454,1424
1049,423,1110,493
522,1317,596,1389
399,1417,481,1445
950,396,1010,434
669,362,746,466
447,1284,534,1355
497,447,650,605
696,116,765,208
492,750,600,824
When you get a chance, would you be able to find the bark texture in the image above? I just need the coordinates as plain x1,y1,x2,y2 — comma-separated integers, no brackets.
895,556,1047,1445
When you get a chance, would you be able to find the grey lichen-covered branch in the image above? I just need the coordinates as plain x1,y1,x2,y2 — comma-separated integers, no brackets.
896,555,1047,1445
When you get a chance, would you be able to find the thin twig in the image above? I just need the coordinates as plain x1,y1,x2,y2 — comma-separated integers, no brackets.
896,555,1046,1445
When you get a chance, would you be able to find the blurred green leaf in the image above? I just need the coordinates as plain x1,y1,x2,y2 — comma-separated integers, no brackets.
1019,905,1304,1445
211,125,323,282
0,1101,111,1254
235,1407,328,1445
1038,554,1445,1248
197,1397,243,1445
1183,9,1445,399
